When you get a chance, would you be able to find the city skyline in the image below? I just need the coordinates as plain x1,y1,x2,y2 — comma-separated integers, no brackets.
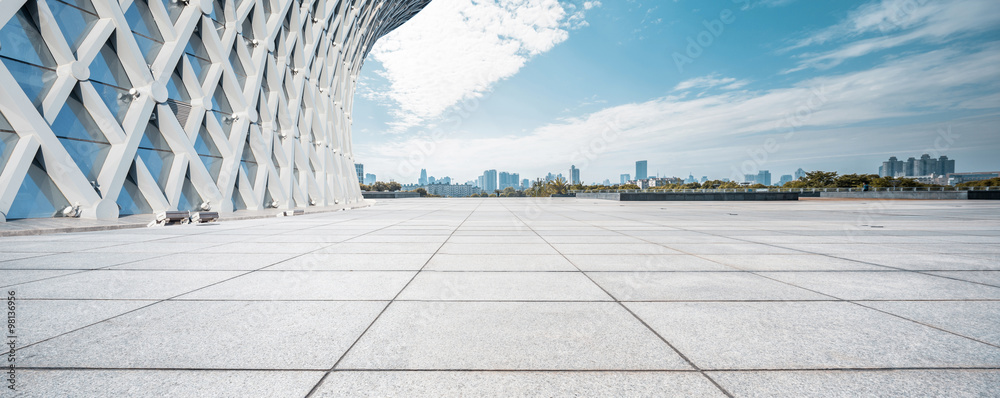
350,0,999,183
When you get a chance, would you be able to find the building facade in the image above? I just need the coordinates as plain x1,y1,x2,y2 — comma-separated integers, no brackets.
635,160,648,180
0,0,429,221
569,165,579,184
355,163,364,185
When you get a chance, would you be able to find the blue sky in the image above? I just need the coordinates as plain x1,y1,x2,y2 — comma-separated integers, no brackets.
351,0,1000,184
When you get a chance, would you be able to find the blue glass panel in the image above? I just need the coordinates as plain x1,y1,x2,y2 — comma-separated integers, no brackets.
0,6,57,67
211,85,232,113
50,87,108,143
229,45,247,87
124,0,162,40
117,163,153,216
91,81,132,123
137,121,172,193
136,148,172,193
133,34,162,64
0,111,10,131
162,0,183,24
184,29,210,59
48,0,99,53
89,39,132,88
58,0,97,13
231,182,246,210
240,137,257,183
6,152,71,219
0,131,18,176
193,123,220,156
165,66,190,101
175,171,203,211
58,136,110,181
0,58,57,109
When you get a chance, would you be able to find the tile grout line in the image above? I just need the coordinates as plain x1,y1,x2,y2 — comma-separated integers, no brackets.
498,200,735,398
302,200,485,398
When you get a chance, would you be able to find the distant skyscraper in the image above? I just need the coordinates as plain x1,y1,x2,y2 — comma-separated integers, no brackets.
428,176,436,185
419,169,427,185
364,173,376,185
794,168,807,180
887,154,955,176
355,164,364,183
621,174,631,184
483,169,498,192
701,176,708,183
757,170,772,186
441,176,452,184
570,165,580,184
684,173,696,184
521,179,530,189
744,174,756,184
778,174,793,186
603,179,611,186
636,161,648,180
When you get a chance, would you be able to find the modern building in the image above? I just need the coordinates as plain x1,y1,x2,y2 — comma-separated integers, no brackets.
521,179,530,189
778,174,794,186
758,170,772,186
419,169,428,185
355,164,364,185
794,168,807,180
635,161,648,180
621,174,631,184
569,165,580,184
364,173,377,185
481,169,498,192
881,154,955,177
946,172,999,185
498,171,519,190
0,0,430,222
602,179,611,186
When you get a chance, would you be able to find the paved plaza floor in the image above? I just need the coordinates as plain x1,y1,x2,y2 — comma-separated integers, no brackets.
3,198,1000,397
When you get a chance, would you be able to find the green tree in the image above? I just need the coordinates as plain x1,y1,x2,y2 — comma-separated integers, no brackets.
414,187,428,197
957,177,1000,187
387,181,402,192
547,176,569,195
372,181,389,192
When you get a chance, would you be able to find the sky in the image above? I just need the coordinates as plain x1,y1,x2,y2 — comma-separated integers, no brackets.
351,0,1000,184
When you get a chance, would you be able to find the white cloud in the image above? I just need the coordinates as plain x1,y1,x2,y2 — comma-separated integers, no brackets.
360,43,1000,181
365,0,595,132
785,0,1000,71
673,75,750,92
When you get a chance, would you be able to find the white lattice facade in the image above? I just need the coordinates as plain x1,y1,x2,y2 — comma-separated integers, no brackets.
0,0,428,221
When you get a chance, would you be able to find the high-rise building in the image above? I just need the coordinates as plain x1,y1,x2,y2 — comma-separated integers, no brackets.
419,169,428,186
522,179,530,189
569,165,580,184
778,175,794,186
744,174,757,184
882,154,955,177
428,176,436,185
684,173,697,184
364,174,377,185
879,156,905,177
483,170,498,192
794,168,807,180
621,174,631,184
0,0,430,221
603,179,611,186
636,161,648,180
355,164,364,184
757,170,772,186
701,176,708,183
